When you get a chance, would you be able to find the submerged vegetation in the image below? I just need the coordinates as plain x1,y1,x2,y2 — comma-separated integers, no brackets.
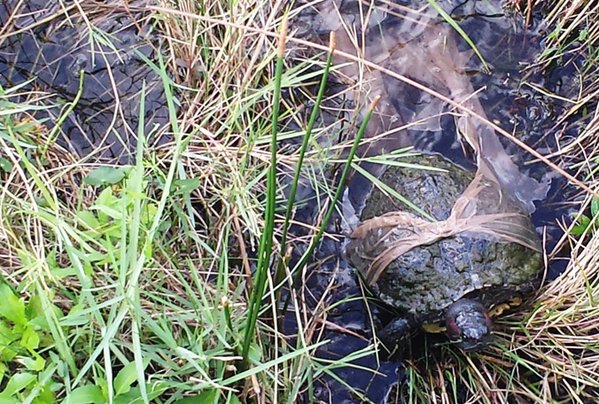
0,0,597,403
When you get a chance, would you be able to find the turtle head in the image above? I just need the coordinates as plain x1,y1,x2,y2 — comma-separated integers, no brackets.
445,299,492,351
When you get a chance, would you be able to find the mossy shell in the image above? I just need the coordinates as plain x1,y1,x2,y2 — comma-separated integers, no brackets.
346,155,543,324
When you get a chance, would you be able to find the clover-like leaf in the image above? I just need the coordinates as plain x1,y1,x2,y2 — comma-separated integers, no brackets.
83,166,131,186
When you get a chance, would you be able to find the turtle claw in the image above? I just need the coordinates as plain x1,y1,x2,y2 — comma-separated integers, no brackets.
377,317,415,355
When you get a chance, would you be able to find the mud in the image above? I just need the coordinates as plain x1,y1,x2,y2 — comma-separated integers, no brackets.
0,0,168,162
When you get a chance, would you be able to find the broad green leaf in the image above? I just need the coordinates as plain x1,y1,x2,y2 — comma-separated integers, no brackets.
113,383,166,404
31,380,55,403
83,166,130,186
173,178,201,195
76,210,101,230
1,372,36,396
570,215,591,236
114,360,149,396
113,389,143,404
20,326,40,350
62,385,105,404
0,321,18,345
0,394,19,404
18,352,45,371
0,344,18,362
96,186,116,206
95,187,116,223
141,203,158,227
0,284,27,326
0,157,12,172
26,293,47,324
48,267,79,279
90,204,122,221
248,342,261,363
227,392,242,404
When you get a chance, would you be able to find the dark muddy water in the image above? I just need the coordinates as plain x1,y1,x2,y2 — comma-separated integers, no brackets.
0,0,168,162
289,0,588,402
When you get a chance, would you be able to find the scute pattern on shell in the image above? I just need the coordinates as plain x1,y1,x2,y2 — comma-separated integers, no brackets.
345,155,543,322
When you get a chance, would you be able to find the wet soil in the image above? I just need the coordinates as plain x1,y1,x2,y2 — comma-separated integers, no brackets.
0,0,168,163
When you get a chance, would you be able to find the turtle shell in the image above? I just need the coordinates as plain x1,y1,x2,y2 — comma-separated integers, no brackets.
345,154,543,325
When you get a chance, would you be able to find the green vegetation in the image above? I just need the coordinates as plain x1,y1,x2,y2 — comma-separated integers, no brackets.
570,197,599,236
0,0,598,403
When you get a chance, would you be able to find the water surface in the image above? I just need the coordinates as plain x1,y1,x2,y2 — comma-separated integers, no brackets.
288,0,586,401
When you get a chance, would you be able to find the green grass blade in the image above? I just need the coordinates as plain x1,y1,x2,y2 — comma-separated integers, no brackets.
278,34,335,263
292,96,382,274
130,81,149,403
241,15,289,366
426,0,490,72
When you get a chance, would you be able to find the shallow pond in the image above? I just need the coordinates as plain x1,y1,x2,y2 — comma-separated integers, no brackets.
288,0,589,401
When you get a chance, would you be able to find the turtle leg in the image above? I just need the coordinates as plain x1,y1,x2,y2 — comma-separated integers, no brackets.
376,317,416,355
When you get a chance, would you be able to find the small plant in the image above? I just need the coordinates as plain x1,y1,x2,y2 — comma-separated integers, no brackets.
0,282,58,403
570,197,599,236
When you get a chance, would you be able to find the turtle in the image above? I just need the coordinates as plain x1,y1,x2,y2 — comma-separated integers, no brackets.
345,154,544,351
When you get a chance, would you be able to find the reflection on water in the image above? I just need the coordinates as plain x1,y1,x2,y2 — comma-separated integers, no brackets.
0,0,168,162
290,0,584,401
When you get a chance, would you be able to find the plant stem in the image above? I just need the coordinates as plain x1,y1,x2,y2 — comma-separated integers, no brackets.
241,14,289,366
